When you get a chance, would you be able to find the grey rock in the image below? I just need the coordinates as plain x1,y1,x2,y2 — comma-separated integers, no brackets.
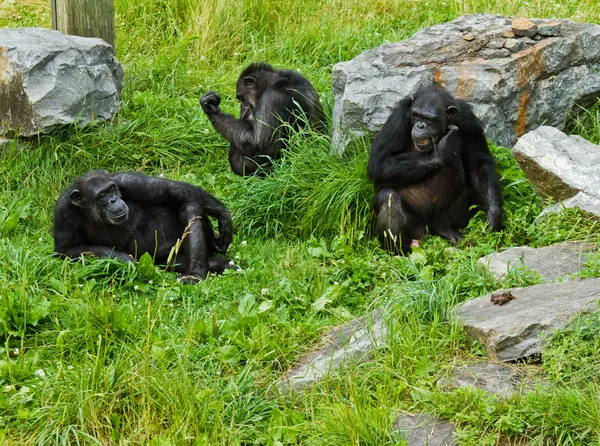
486,38,506,49
478,241,598,282
538,20,562,37
439,362,534,397
513,126,600,217
542,192,600,217
331,14,600,151
276,309,387,393
479,48,511,59
533,34,543,41
454,278,600,362
394,414,457,446
503,38,528,52
0,28,123,136
512,18,538,37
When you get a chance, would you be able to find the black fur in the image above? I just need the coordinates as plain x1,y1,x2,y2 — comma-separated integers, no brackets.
367,86,503,254
200,62,325,176
53,170,235,283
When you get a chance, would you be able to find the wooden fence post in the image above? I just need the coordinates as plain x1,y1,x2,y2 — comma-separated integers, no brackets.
51,0,116,52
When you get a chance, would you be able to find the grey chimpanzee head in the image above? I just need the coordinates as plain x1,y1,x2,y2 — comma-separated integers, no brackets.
69,170,129,225
235,62,279,121
410,88,459,153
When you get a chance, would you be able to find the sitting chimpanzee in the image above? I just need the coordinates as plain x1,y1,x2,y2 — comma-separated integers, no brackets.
54,170,236,283
367,86,503,254
200,62,325,176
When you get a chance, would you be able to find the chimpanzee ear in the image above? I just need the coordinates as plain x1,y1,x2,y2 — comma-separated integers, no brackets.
447,106,458,119
243,76,256,88
69,189,83,207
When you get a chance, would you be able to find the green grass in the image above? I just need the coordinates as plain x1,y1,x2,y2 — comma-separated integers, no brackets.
1,0,600,444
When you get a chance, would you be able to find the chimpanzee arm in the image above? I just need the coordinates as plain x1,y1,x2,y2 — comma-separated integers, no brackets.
457,105,503,231
368,100,458,188
113,173,233,251
53,200,133,262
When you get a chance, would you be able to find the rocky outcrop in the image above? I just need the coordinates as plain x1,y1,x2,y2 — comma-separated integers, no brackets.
454,278,600,362
275,309,387,393
513,126,600,218
478,241,598,282
332,14,600,151
0,28,123,136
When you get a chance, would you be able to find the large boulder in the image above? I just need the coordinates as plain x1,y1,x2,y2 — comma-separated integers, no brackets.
332,14,600,151
513,126,600,217
0,28,123,136
454,278,600,362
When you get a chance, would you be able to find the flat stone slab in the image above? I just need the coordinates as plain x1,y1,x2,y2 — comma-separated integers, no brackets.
454,278,600,362
332,14,600,151
478,241,597,282
0,28,123,136
439,362,534,398
394,414,457,446
275,309,387,393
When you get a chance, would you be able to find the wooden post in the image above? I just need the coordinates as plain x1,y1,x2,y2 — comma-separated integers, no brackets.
51,0,115,52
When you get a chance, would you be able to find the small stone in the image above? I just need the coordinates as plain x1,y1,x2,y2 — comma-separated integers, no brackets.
479,48,511,59
503,30,515,38
491,291,516,305
439,362,536,398
486,38,505,49
512,17,538,37
538,20,562,37
463,32,474,41
533,34,543,41
504,38,523,52
394,414,457,446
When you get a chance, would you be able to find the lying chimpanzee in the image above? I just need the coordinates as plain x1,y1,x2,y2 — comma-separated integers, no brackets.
367,86,503,254
200,62,325,176
54,170,236,283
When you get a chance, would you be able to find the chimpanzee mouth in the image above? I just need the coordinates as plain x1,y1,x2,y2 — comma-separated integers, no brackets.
110,209,129,224
414,138,433,152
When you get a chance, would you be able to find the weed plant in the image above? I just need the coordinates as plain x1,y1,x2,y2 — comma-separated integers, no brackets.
0,0,600,444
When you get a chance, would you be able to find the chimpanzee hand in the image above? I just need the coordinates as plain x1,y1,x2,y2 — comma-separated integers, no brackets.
435,124,461,164
212,213,233,254
200,91,221,115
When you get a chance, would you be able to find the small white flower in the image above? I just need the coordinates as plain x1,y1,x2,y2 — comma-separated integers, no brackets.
235,255,240,260
67,365,74,370
334,281,339,285
203,129,210,134
261,288,268,296
134,285,139,291
38,237,43,242
34,369,46,378
229,260,235,266
113,294,117,298
200,55,206,61
233,52,239,56
4,385,15,392
148,280,153,284
78,284,84,287
340,259,345,264
159,173,165,178
382,272,387,278
13,348,19,355
241,240,247,247
170,303,174,307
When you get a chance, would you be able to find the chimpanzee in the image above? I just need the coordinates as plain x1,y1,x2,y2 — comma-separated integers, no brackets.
53,170,236,283
367,86,503,254
200,62,325,176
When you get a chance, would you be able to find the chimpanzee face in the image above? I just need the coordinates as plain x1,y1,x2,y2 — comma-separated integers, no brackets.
410,93,458,153
70,179,129,225
236,75,259,121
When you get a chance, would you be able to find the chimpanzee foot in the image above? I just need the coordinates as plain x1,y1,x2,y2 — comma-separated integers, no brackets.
178,274,202,284
209,256,241,274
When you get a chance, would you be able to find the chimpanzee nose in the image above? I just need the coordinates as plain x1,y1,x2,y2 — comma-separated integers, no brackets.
416,122,426,131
